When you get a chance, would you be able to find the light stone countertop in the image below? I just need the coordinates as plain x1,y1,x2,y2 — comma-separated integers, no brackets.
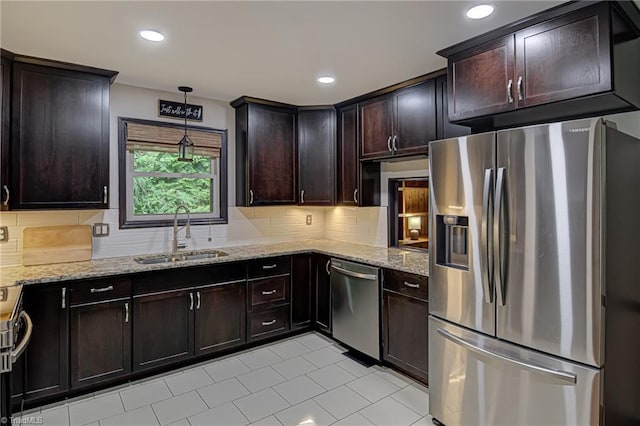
0,239,428,289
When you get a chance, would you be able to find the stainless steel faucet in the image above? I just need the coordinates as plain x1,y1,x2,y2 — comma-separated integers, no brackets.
172,205,191,260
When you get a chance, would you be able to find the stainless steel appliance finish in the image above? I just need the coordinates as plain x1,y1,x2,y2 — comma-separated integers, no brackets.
429,117,640,425
330,259,381,360
429,316,601,426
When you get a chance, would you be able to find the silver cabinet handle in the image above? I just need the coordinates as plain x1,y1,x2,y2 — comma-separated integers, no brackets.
61,287,66,309
353,188,358,204
437,328,577,384
2,185,9,206
196,291,201,310
387,135,392,152
103,186,108,204
507,79,514,104
124,302,129,323
403,281,419,289
481,169,494,304
262,290,277,295
249,189,254,205
262,264,277,270
11,311,32,363
189,292,194,310
301,189,305,204
392,135,398,151
517,76,524,101
90,285,113,293
325,259,331,275
262,320,276,326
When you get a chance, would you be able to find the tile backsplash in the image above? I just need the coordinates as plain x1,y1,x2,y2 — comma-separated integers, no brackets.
0,206,387,267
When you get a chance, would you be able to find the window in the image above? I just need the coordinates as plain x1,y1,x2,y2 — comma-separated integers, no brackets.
118,117,227,228
388,178,429,251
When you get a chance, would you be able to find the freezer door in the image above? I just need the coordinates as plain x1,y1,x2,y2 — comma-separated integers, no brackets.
429,316,601,426
495,118,604,367
429,133,495,335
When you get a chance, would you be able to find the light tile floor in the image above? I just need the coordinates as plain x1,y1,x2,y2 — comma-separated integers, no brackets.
19,332,433,426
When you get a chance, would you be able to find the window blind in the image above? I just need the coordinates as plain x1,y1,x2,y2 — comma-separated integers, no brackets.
125,122,221,158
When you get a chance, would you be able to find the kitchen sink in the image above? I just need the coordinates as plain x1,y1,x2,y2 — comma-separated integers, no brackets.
134,250,228,264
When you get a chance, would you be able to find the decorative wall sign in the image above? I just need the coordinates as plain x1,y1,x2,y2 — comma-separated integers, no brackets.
158,99,203,121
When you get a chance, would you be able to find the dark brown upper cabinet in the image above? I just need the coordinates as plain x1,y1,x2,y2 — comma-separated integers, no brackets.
0,50,11,211
10,57,117,209
297,107,336,206
359,80,436,160
435,76,471,140
439,1,640,130
337,104,380,207
232,97,297,206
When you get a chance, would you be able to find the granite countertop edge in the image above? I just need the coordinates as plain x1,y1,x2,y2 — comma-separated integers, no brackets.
1,239,429,288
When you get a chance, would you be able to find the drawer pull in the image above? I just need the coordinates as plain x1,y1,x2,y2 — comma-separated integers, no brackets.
90,285,114,293
262,319,277,326
262,290,277,295
262,264,277,270
403,281,420,289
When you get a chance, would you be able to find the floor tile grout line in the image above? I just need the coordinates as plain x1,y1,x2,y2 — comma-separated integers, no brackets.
389,388,429,417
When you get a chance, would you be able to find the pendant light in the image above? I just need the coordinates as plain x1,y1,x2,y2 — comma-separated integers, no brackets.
177,86,195,162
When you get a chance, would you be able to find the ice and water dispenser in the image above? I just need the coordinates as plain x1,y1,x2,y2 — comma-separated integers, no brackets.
435,215,469,270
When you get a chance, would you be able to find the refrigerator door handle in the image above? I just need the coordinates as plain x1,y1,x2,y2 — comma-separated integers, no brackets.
493,167,508,306
437,328,577,384
481,168,494,303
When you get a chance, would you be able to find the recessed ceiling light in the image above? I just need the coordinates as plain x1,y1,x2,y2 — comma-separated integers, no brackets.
317,76,335,84
139,30,165,42
466,4,494,19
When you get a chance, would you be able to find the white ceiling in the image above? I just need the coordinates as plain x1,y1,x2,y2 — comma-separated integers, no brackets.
1,1,566,105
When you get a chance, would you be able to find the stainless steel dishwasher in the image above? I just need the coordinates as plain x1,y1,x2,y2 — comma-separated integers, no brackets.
330,259,381,361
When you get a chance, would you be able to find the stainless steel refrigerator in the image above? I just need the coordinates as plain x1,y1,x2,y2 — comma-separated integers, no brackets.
428,117,640,425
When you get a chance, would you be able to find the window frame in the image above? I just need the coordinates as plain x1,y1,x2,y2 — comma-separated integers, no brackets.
118,117,228,229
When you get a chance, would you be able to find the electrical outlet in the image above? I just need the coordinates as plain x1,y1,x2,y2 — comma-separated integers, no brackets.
92,223,110,237
306,215,312,225
0,226,8,242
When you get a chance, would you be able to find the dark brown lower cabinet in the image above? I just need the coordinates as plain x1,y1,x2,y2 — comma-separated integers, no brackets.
248,306,290,341
313,255,331,333
195,281,246,356
22,285,68,401
291,254,312,329
382,290,429,384
133,289,194,371
70,299,131,388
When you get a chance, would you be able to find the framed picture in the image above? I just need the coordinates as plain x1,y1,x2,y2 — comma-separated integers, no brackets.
158,99,203,121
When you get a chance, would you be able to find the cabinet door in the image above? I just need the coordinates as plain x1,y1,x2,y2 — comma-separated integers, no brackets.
248,104,296,205
292,254,312,329
359,95,394,159
383,290,429,384
0,53,10,210
337,105,358,206
313,255,332,333
70,299,131,388
448,35,516,121
435,76,470,140
515,3,610,109
23,285,68,400
298,108,335,205
133,289,194,371
195,281,246,356
11,62,110,209
394,81,436,155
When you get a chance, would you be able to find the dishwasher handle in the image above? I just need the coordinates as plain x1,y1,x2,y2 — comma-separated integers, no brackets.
330,264,378,281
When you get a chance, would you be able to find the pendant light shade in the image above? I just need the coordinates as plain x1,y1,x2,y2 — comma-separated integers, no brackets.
177,86,195,162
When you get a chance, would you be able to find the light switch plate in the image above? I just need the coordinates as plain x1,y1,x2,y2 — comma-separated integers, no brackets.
306,215,312,225
0,226,8,242
92,223,110,237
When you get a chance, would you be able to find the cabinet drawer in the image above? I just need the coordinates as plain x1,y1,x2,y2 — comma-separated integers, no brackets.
383,269,428,301
249,275,289,308
247,256,290,278
248,306,290,341
70,278,131,305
